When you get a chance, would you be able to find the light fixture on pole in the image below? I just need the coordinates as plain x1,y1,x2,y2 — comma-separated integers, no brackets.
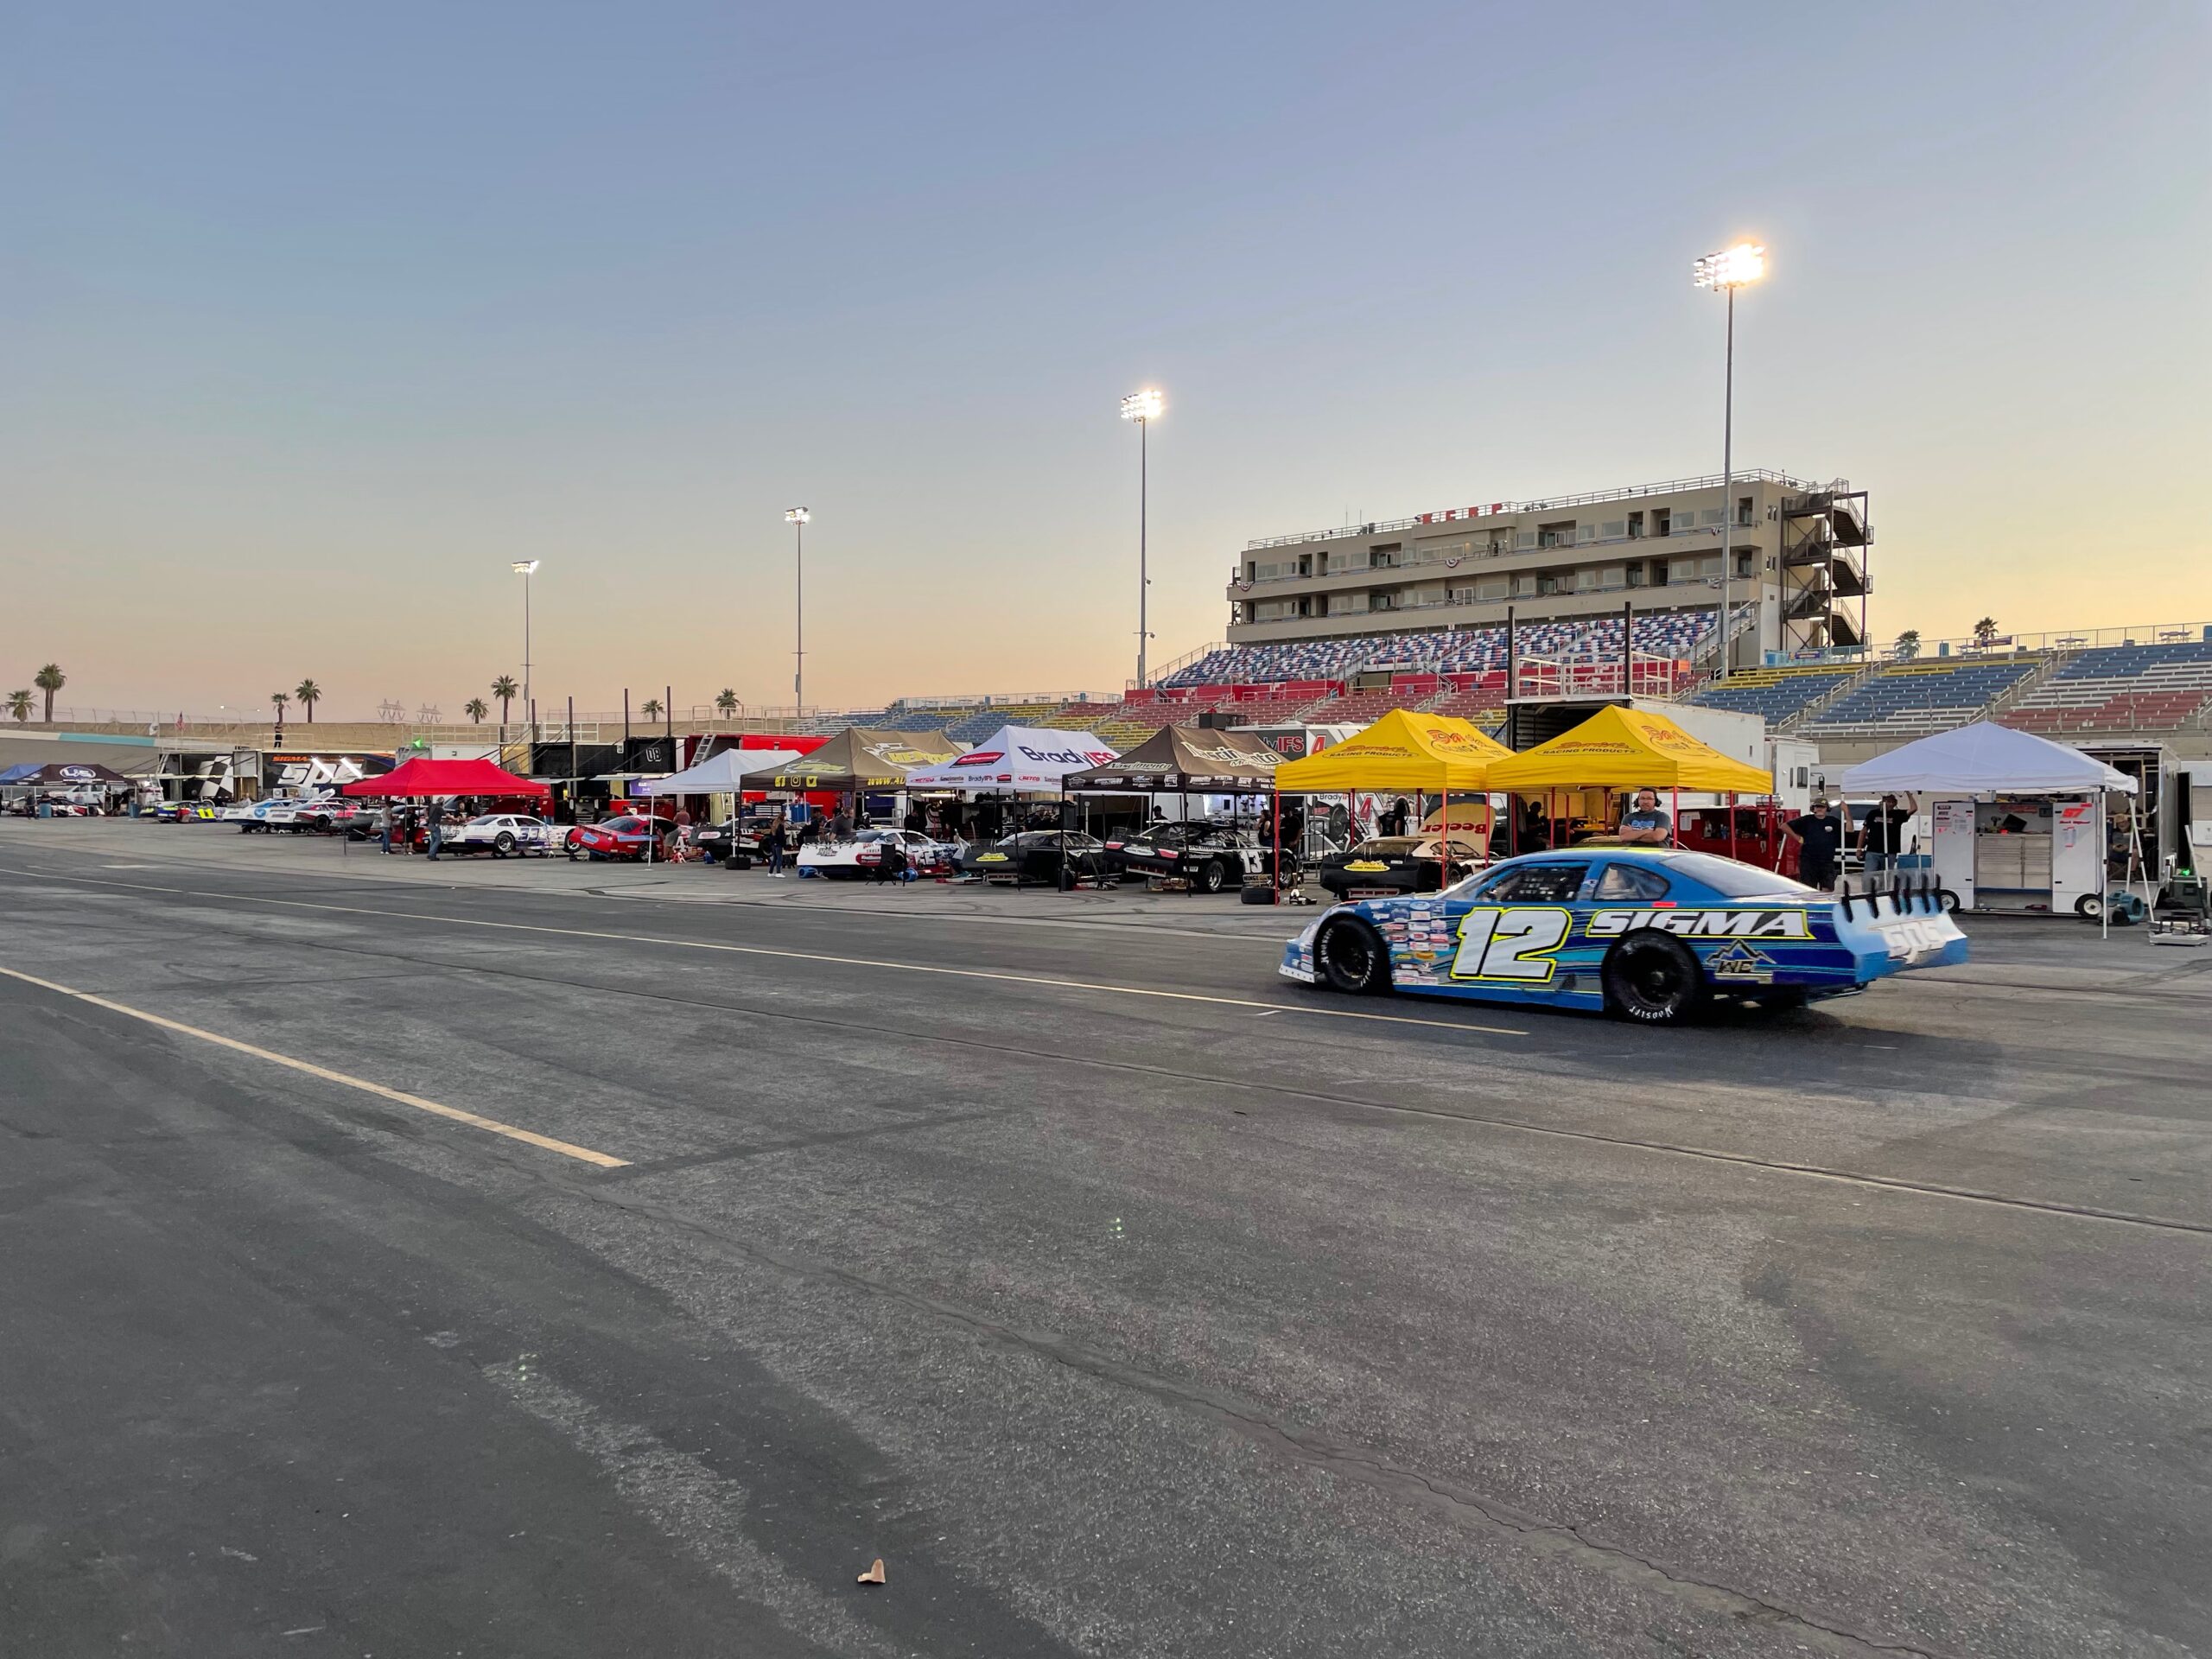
1693,240,1764,682
511,560,541,735
1119,388,1163,689
785,509,810,710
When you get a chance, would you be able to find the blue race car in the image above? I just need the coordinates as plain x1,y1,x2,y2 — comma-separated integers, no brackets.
1280,846,1966,1022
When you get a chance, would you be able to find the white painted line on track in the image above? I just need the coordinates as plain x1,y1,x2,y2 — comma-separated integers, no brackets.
0,963,630,1169
0,864,1528,1039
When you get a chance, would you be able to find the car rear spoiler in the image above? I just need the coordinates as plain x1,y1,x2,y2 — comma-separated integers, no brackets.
1835,870,1947,921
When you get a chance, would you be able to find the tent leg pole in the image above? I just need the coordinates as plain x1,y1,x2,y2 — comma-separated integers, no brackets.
1272,789,1281,906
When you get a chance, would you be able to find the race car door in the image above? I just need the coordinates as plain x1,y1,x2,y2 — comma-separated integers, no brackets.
1415,858,1592,999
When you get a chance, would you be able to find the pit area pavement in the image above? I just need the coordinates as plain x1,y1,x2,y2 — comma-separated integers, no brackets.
2,816,2209,1656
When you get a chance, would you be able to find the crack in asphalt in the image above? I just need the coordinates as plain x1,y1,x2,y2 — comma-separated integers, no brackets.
574,1177,1947,1659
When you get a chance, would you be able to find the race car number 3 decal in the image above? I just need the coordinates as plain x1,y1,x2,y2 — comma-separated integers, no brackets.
1450,906,1571,982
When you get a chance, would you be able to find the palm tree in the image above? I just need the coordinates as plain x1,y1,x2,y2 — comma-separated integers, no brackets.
270,691,289,726
640,697,664,721
492,675,518,727
34,663,64,723
715,688,740,721
6,690,30,725
1894,628,1921,662
294,678,321,723
464,697,489,724
1971,616,1999,648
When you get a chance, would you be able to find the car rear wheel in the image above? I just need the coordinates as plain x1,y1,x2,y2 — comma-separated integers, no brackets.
493,832,516,857
1316,916,1390,995
1194,857,1228,895
1603,933,1707,1025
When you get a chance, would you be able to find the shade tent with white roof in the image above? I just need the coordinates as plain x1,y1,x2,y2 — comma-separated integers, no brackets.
1839,721,2135,795
636,747,810,796
1841,721,2137,934
901,726,1119,794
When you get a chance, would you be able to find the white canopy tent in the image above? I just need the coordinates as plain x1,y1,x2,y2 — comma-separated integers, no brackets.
1840,721,2135,796
637,747,810,796
1841,721,2138,931
901,725,1119,795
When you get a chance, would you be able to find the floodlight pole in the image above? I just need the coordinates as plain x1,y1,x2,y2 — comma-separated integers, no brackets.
1719,283,1734,682
786,509,810,712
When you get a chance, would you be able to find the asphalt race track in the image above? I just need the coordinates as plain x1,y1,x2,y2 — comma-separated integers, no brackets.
2,823,2208,1657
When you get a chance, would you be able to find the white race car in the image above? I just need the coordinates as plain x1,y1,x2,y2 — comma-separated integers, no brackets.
442,814,562,857
797,827,953,880
220,798,289,832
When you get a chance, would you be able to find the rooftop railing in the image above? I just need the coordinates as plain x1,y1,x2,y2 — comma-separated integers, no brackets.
1243,469,1816,550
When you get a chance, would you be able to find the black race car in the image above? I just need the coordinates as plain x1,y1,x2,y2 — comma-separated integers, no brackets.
1098,818,1214,876
1114,823,1297,895
694,813,783,869
959,830,1109,887
1311,835,1485,901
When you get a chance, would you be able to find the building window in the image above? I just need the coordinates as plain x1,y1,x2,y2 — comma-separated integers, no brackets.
1652,509,1672,537
1737,495,1753,526
1627,511,1644,538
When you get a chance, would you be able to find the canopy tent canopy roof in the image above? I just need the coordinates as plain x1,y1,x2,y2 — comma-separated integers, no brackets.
902,725,1119,795
1487,704,1772,794
636,746,810,796
339,756,549,798
6,760,139,786
1273,709,1511,793
736,728,961,791
1839,721,2137,795
1062,724,1282,792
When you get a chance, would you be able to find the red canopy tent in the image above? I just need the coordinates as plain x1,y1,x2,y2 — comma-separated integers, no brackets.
340,757,549,798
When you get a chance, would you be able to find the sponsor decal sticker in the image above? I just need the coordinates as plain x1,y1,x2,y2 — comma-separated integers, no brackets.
1585,908,1813,941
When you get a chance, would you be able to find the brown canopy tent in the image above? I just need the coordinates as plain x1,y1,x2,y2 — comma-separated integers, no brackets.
737,728,962,791
1059,724,1282,792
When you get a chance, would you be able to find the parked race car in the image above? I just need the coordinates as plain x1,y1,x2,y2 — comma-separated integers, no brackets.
1113,822,1296,894
695,812,783,869
1309,834,1487,901
960,830,1109,887
1281,847,1966,1023
798,827,953,880
444,813,561,857
565,815,660,861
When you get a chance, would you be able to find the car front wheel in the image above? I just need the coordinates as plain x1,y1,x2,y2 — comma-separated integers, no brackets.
1194,858,1228,895
1316,916,1390,995
1603,933,1707,1025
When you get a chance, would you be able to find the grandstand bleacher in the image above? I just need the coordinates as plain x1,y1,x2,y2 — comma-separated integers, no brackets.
2004,641,2212,735
1687,664,1858,728
1162,609,1723,688
1802,658,2040,738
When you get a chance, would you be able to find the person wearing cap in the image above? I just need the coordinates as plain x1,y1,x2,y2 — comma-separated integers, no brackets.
1784,798,1844,890
1860,791,1919,878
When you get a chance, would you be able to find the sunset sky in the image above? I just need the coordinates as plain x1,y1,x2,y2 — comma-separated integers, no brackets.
4,3,2207,721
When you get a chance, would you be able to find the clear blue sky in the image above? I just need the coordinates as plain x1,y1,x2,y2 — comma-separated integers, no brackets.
4,2,2206,719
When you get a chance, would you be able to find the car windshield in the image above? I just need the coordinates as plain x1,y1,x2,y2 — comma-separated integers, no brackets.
605,817,646,833
1662,850,1819,899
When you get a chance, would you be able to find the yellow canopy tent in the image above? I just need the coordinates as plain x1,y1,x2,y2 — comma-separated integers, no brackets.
1486,703,1773,793
1274,709,1511,793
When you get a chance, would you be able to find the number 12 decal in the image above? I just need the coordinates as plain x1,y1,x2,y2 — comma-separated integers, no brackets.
1451,907,1572,982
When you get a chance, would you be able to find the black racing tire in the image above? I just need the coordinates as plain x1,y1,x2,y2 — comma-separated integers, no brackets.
494,831,516,856
1238,883,1276,906
1603,932,1708,1025
1196,857,1229,896
309,816,331,834
1316,915,1391,995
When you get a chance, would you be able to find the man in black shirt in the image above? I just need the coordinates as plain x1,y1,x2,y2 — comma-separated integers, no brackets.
1785,798,1843,890
1859,791,1918,877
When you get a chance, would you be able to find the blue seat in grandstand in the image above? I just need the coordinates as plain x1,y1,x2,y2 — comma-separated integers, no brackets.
1804,659,2038,736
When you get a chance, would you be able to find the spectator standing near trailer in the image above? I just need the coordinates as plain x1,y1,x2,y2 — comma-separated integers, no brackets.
1784,798,1844,891
1860,791,1918,877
